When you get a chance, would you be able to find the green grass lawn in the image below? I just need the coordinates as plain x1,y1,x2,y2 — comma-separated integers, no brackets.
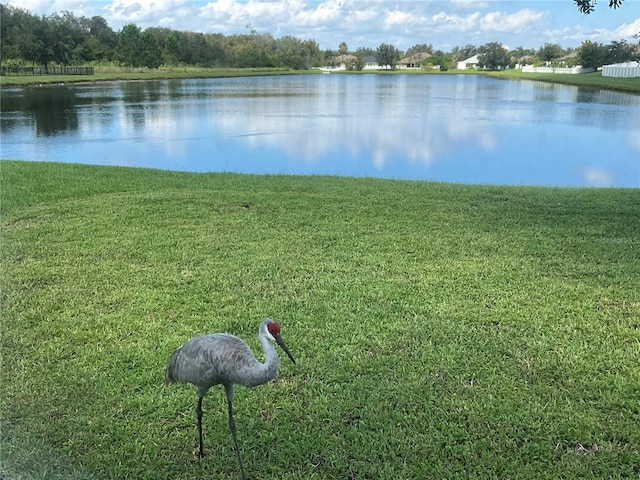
1,160,639,479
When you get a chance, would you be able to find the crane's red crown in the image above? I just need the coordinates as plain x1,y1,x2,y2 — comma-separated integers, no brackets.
267,321,281,336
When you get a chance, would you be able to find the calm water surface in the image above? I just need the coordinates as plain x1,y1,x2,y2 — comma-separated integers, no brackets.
1,74,639,186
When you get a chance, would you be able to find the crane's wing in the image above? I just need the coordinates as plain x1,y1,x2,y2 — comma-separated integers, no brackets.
165,334,258,391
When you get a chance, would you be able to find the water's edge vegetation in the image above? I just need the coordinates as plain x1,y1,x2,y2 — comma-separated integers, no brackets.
1,160,639,479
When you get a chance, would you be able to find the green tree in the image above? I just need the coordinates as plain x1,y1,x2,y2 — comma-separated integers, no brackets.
140,30,161,68
163,34,180,65
1,7,56,69
0,5,38,62
577,40,606,68
114,24,160,68
537,43,564,63
604,40,636,64
478,42,510,70
205,33,228,67
32,15,56,70
48,11,88,65
230,32,276,67
451,44,477,61
376,43,399,69
427,50,448,70
354,46,376,58
187,33,211,65
276,36,312,69
116,23,142,66
87,15,117,52
406,43,433,56
510,46,534,67
350,55,365,71
338,41,348,64
75,15,115,62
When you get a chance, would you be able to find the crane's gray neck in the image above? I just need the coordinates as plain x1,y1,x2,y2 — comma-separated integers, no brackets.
240,335,280,387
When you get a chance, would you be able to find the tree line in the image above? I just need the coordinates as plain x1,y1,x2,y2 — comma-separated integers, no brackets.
1,3,637,73
0,5,323,70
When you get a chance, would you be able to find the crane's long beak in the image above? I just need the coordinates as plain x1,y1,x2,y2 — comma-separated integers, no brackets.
275,334,296,364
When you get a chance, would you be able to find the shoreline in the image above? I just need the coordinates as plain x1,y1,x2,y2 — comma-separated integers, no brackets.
1,67,638,93
0,67,311,89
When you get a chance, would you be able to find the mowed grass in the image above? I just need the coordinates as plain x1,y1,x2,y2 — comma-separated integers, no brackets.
1,160,639,479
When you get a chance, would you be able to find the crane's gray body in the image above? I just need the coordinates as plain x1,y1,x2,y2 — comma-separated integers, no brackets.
165,330,280,397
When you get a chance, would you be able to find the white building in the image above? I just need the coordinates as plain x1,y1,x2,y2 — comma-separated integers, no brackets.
457,55,479,70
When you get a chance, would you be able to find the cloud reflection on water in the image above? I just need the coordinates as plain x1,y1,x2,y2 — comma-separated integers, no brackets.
1,74,638,186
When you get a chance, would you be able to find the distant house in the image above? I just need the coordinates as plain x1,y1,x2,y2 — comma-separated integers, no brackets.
560,51,578,63
515,55,535,69
336,54,357,68
457,54,479,70
398,52,432,69
362,55,380,70
321,54,358,71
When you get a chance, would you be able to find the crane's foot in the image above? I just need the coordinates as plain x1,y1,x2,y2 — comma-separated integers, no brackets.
192,446,206,459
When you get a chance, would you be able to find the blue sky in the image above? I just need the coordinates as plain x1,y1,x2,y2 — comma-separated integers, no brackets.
11,0,640,51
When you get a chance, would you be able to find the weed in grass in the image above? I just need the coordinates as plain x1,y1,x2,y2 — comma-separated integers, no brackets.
1,161,639,479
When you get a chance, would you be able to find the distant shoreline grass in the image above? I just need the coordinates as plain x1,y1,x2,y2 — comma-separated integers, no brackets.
332,68,640,93
0,66,315,88
484,69,640,93
1,65,638,93
2,160,639,479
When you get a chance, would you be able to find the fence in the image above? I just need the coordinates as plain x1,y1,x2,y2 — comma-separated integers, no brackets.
522,65,595,75
0,66,94,76
602,62,640,78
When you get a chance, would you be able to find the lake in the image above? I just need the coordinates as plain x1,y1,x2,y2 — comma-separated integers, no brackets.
1,74,639,187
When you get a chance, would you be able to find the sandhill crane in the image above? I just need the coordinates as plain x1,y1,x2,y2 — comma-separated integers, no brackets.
165,318,295,479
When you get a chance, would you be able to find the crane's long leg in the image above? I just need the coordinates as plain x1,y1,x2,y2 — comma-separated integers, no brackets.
225,384,247,480
196,396,205,458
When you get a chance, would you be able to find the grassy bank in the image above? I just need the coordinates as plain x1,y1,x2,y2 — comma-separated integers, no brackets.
2,65,638,93
322,68,640,93
1,160,639,479
0,66,315,87
484,69,640,94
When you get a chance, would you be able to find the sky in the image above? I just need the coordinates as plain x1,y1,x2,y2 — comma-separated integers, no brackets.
10,0,640,51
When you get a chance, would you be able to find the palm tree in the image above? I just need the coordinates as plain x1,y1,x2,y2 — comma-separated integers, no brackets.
338,41,348,66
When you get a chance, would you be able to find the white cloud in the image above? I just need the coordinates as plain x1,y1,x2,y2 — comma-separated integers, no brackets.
431,11,480,32
105,0,195,27
449,0,494,10
614,17,640,38
479,9,545,33
383,9,421,29
293,0,344,27
6,0,636,49
582,168,614,187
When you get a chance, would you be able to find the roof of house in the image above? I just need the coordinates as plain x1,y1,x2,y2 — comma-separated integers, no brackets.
459,54,480,64
334,54,357,63
399,52,432,64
